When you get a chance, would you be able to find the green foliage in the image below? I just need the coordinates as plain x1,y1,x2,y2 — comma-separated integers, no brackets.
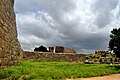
109,28,120,58
0,61,120,79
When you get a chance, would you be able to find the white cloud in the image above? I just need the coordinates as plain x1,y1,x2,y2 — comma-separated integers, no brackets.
15,0,120,53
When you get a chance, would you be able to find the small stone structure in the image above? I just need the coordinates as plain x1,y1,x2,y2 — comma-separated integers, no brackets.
95,50,108,54
49,47,54,52
0,0,22,69
55,46,64,53
49,46,76,54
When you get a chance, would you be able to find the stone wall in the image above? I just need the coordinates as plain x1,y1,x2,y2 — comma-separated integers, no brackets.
23,51,86,62
0,0,22,69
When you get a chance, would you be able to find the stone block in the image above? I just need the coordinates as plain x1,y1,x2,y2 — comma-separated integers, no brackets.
0,38,2,47
0,28,4,39
0,48,4,58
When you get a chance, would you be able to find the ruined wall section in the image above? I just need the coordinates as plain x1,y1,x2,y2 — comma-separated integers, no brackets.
0,0,21,69
23,51,86,62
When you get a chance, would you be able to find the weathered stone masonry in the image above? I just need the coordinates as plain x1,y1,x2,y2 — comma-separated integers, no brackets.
0,0,21,69
23,51,86,62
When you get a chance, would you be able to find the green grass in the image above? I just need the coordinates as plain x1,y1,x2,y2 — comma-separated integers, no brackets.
0,60,120,79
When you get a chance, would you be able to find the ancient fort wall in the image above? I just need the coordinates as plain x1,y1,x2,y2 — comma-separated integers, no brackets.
23,51,86,62
0,0,21,69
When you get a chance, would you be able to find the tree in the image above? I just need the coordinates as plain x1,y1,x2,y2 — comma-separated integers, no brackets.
34,45,48,52
109,28,120,58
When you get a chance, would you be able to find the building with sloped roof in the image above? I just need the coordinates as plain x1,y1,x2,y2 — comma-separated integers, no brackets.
49,46,76,54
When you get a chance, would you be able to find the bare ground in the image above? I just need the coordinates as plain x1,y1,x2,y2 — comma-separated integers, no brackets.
66,74,120,80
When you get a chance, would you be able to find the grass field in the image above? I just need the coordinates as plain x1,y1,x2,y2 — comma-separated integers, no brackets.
0,60,120,79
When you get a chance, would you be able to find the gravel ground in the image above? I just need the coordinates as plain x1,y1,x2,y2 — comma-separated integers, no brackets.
66,74,120,80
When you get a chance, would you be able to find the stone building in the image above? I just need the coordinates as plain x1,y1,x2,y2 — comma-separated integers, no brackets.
0,0,22,69
55,46,64,53
48,46,76,54
64,48,76,54
49,47,54,52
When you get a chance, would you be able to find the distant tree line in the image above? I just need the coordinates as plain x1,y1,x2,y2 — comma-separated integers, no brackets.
34,45,48,52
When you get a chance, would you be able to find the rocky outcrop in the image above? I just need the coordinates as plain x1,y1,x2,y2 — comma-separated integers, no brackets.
0,0,22,69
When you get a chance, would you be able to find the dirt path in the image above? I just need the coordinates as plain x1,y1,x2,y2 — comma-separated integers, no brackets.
66,74,120,80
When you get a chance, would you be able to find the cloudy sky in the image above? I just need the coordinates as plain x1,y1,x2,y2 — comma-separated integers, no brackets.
14,0,120,53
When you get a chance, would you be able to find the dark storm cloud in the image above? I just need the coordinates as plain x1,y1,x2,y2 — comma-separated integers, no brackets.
15,0,120,53
91,0,119,28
